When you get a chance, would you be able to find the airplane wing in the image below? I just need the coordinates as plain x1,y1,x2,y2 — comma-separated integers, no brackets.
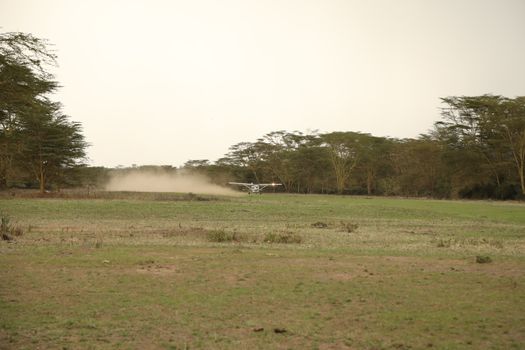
258,183,282,189
228,182,254,190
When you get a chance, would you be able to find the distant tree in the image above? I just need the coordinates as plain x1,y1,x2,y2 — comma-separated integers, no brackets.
437,96,506,188
256,130,315,192
291,141,332,193
320,132,368,194
436,95,525,196
183,159,211,169
225,142,267,183
499,97,525,195
387,137,448,197
183,159,234,186
73,166,110,189
352,135,393,195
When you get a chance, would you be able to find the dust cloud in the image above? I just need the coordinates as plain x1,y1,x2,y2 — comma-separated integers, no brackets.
105,170,239,196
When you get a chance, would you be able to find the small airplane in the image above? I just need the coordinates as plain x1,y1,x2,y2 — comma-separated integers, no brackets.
228,182,282,194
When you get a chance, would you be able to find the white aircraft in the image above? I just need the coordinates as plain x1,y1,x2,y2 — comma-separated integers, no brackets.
228,182,282,194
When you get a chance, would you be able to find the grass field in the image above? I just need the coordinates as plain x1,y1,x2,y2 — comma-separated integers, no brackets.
1,193,524,349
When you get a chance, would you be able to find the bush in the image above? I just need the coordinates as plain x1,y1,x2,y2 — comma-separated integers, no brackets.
311,221,328,229
339,221,358,233
263,232,302,244
436,239,452,248
95,239,103,248
207,230,242,243
476,255,492,264
1,214,24,241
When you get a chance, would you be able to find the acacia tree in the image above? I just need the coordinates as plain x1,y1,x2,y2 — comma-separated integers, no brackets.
437,96,508,188
436,95,525,196
183,159,211,169
0,32,87,192
352,135,393,195
0,32,58,188
498,97,525,195
320,132,367,194
18,102,86,193
256,130,318,192
291,141,332,193
225,141,268,183
388,137,447,197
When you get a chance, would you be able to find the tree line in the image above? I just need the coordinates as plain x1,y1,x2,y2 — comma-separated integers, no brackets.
1,32,523,199
182,95,524,199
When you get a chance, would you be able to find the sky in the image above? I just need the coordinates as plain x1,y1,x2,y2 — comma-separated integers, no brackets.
1,0,524,167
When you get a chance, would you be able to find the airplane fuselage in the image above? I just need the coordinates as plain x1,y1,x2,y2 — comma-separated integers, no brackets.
248,184,260,193
228,182,282,194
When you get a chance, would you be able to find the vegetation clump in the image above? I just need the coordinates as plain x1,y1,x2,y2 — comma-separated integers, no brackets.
339,221,359,233
94,239,103,248
476,255,492,264
263,232,302,244
273,328,287,334
207,230,242,243
436,239,452,248
435,237,503,249
1,214,23,241
311,221,328,228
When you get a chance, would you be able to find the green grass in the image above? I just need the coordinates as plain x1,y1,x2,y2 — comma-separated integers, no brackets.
1,194,524,349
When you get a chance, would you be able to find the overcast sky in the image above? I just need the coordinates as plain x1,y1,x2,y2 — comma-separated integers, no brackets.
1,0,524,167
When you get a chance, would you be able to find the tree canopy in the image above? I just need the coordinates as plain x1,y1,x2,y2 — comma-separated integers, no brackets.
0,32,87,192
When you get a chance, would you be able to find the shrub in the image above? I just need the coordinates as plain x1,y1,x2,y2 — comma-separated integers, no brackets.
339,221,359,233
311,221,328,229
436,239,452,248
263,232,302,244
95,239,103,248
1,214,24,241
207,230,242,243
476,255,492,264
